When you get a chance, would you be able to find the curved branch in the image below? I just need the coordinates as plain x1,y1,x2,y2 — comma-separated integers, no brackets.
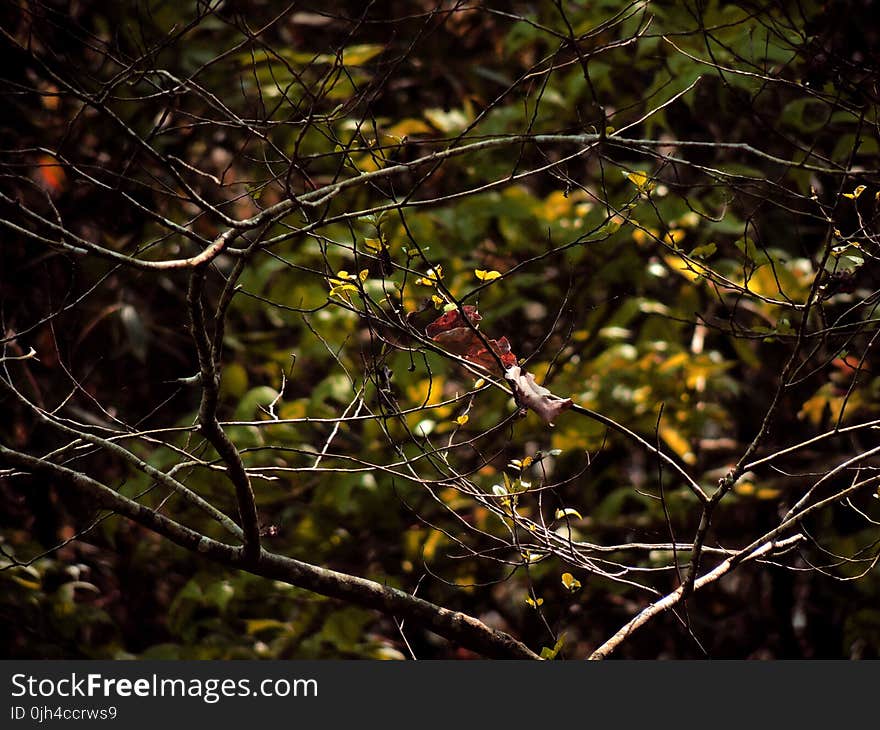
187,267,261,561
0,443,540,660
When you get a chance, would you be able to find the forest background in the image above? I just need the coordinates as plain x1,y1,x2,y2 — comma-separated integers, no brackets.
2,0,880,659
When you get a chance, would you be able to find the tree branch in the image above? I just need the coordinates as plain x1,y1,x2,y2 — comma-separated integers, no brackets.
0,442,540,660
187,267,261,562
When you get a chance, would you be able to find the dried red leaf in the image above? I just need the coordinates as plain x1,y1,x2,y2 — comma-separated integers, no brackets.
431,326,479,355
427,307,519,372
490,336,517,367
426,305,481,338
464,337,518,371
425,305,571,425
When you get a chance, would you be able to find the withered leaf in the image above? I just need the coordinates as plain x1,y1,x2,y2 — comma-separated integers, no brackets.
425,305,481,338
505,366,573,425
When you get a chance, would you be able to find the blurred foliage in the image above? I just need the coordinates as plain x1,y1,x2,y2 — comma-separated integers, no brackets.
2,0,880,659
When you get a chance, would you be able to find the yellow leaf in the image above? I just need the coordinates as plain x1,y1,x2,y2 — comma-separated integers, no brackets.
632,228,659,246
756,487,782,500
659,425,696,465
336,270,351,280
245,619,287,635
386,118,433,138
554,507,583,520
561,573,582,592
352,150,386,173
663,254,707,283
474,269,502,281
626,171,648,186
526,596,544,608
624,170,655,191
358,269,369,282
542,190,574,220
340,43,385,66
431,295,445,309
842,185,866,200
405,376,451,419
422,529,444,561
364,237,386,252
10,575,41,590
540,634,566,660
797,385,856,427
664,229,686,247
456,414,469,425
329,283,358,298
415,265,443,286
474,378,486,388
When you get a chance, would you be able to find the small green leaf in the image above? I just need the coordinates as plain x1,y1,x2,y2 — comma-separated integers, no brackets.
689,242,717,259
540,634,566,660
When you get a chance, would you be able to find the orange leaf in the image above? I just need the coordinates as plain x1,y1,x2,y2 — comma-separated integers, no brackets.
35,154,66,193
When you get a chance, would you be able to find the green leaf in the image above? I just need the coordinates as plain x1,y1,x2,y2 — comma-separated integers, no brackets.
689,243,717,259
203,580,234,613
539,634,566,660
339,44,385,66
826,245,865,273
234,386,281,420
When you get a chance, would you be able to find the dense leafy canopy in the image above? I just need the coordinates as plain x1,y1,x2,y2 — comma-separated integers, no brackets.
2,0,880,659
